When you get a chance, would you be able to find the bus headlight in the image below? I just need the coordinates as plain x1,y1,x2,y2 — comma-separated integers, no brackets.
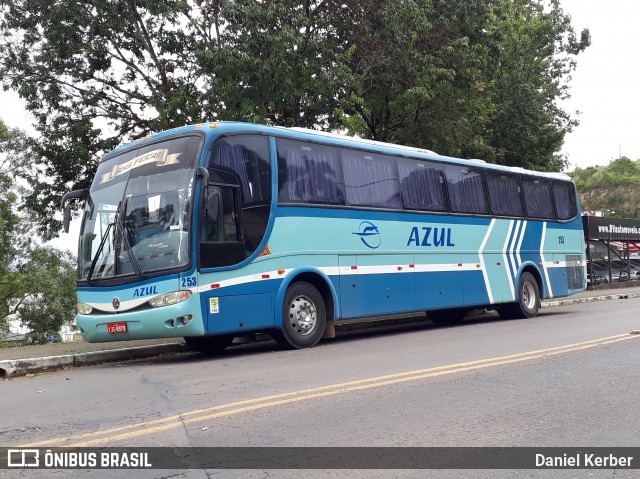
148,291,192,308
77,303,93,315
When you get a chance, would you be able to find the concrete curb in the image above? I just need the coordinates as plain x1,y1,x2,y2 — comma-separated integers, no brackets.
541,292,640,308
2,291,639,378
0,343,188,378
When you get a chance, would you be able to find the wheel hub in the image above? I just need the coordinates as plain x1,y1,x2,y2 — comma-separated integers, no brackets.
289,295,317,335
522,282,536,309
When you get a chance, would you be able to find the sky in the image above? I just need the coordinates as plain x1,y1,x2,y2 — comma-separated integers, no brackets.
558,0,640,169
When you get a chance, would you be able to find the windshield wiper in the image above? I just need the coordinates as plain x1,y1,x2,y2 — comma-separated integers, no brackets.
85,199,145,283
114,197,145,279
86,206,117,284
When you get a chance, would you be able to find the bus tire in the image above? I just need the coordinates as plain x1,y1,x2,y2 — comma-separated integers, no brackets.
184,335,233,355
428,308,467,325
274,281,326,349
501,272,540,319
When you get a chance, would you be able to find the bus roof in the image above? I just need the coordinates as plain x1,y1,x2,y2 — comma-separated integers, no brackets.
105,121,573,181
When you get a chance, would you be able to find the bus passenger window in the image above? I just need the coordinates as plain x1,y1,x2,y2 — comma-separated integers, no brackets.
208,135,271,257
398,160,447,211
277,139,343,204
342,150,401,208
553,182,578,220
444,165,488,214
522,178,555,219
486,173,524,217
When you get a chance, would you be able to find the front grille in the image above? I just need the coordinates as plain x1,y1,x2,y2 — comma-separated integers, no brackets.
88,302,153,315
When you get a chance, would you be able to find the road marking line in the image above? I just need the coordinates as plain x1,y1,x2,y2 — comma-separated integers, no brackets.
22,333,638,447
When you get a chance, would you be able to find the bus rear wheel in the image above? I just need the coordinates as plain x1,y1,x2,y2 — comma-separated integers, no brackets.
500,272,540,319
274,281,326,350
184,335,234,355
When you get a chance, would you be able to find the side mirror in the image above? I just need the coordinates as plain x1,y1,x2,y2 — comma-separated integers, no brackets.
206,191,220,223
197,166,209,204
63,206,72,233
60,189,89,233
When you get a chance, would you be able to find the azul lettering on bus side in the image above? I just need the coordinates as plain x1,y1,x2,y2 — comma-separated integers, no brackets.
407,226,455,247
133,286,159,298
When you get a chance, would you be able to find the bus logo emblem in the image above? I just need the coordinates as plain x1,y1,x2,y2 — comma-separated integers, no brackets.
112,297,121,310
353,221,381,249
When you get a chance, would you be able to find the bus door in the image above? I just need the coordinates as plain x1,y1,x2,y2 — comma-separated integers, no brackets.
198,167,272,334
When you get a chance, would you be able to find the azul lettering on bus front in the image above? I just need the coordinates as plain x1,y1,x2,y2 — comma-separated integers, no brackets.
133,286,159,298
407,226,455,247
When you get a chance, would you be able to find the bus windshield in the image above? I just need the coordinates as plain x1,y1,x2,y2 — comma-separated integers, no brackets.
78,135,201,281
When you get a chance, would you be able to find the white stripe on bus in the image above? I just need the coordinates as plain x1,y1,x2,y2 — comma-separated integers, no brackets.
540,222,554,298
507,221,520,294
193,250,571,297
516,220,527,269
503,220,516,300
479,219,496,304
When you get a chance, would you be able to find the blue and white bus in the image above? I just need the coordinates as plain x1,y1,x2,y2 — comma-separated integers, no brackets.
61,122,586,352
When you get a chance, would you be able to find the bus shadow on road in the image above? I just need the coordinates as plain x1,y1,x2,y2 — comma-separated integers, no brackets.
117,308,577,369
123,309,527,367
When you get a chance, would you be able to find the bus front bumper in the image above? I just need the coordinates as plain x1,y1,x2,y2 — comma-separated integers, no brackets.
76,294,205,342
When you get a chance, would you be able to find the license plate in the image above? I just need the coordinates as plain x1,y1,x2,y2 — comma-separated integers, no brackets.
107,322,127,334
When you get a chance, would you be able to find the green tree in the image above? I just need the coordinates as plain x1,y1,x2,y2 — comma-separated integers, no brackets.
570,157,640,217
0,120,29,331
0,0,346,237
334,0,497,159
0,118,77,343
333,0,589,167
1,0,204,238
15,247,77,343
0,0,590,237
200,0,344,126
486,0,590,171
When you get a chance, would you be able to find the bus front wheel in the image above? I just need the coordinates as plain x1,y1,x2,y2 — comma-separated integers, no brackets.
274,281,326,349
184,335,234,355
500,272,540,319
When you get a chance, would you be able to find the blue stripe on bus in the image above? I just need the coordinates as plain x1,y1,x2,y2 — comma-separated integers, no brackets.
77,274,181,293
276,206,492,226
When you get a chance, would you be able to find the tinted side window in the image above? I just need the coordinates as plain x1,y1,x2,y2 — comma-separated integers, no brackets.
522,178,555,219
210,135,271,207
277,139,344,204
342,150,401,208
486,172,524,217
444,165,488,214
553,181,578,220
208,135,272,258
398,159,447,211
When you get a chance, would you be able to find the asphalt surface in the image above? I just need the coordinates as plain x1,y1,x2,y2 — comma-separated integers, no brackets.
1,283,639,378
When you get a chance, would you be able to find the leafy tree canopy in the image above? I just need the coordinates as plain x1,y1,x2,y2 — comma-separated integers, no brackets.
0,118,76,343
571,157,640,218
0,0,589,237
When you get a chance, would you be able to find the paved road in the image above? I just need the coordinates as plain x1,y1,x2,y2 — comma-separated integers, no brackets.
2,297,640,478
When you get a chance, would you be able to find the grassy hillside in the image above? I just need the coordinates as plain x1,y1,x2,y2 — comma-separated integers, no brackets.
570,157,640,217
